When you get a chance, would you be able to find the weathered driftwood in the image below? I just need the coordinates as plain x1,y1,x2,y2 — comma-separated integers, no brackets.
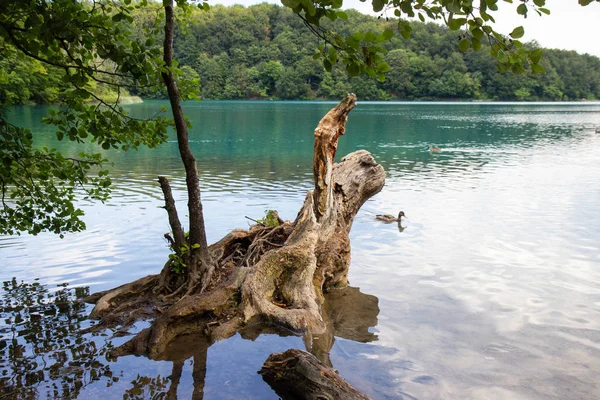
86,94,385,360
259,349,371,400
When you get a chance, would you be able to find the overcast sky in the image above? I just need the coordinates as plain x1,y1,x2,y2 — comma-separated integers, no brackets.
209,0,600,57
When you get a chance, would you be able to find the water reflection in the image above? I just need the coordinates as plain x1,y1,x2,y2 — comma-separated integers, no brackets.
397,222,406,233
0,279,116,399
0,280,384,399
306,286,379,368
131,286,380,399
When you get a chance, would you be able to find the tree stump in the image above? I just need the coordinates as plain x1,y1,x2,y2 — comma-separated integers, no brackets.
87,94,386,360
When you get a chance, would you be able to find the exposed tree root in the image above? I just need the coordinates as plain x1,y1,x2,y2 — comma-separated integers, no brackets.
86,94,385,363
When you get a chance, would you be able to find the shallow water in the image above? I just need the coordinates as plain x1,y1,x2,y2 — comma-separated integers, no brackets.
1,101,600,399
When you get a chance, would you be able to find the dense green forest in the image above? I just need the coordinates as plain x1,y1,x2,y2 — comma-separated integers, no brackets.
2,3,600,104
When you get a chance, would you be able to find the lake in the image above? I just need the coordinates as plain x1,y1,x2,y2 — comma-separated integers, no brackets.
1,101,600,399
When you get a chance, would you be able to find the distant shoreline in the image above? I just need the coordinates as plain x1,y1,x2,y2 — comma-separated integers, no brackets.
15,97,600,106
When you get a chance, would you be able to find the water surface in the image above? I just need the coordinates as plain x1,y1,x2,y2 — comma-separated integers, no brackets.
1,101,600,399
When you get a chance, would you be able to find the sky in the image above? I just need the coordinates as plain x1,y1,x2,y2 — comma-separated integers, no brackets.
209,0,600,58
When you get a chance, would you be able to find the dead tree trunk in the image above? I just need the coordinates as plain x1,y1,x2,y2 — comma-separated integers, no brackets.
240,94,383,334
259,349,371,400
87,94,385,359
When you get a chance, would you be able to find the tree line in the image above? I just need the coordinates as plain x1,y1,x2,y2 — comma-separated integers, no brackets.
2,3,599,106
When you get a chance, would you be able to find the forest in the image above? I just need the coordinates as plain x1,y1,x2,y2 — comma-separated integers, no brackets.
1,3,599,105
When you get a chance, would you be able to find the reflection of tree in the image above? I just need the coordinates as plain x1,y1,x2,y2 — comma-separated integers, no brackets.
148,333,211,399
0,280,378,399
305,286,379,367
0,279,117,399
259,286,379,398
123,374,169,399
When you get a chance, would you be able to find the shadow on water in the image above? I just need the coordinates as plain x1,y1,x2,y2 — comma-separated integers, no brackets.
0,279,384,399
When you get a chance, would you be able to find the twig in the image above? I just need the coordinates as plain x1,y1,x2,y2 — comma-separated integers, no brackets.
245,216,265,226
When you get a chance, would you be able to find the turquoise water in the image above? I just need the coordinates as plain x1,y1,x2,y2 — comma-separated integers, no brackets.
1,101,600,399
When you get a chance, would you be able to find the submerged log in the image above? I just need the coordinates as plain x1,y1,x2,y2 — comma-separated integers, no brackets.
259,349,371,400
87,94,385,360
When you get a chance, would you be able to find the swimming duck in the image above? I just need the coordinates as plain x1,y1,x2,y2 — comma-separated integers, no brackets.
430,145,441,153
376,211,406,223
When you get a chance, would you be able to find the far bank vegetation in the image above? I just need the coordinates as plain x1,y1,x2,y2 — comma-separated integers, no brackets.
2,4,599,106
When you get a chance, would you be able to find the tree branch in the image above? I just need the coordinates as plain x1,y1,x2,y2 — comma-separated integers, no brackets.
158,176,186,252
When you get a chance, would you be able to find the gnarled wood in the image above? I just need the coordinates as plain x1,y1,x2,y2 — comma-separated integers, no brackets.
259,349,371,400
313,94,356,220
88,95,385,362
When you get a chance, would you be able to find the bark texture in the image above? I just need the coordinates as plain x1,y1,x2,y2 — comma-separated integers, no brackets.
162,0,212,293
158,176,185,252
259,349,371,400
87,94,385,361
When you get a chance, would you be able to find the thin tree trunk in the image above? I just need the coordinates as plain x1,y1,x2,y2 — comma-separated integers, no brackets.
162,0,212,289
158,176,186,251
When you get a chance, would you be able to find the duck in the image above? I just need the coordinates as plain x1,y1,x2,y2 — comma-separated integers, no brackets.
376,211,406,223
430,145,441,153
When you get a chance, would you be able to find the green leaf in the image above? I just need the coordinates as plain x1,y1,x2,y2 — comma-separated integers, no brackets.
347,62,360,77
497,50,509,63
532,0,545,6
337,11,349,20
458,39,470,52
372,0,385,12
471,27,484,40
382,28,394,40
448,18,467,31
531,63,546,74
510,26,525,39
328,47,338,64
399,21,412,39
497,62,510,73
281,0,301,8
511,63,526,75
352,32,364,41
528,48,543,64
472,37,482,51
517,4,528,15
377,62,390,73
